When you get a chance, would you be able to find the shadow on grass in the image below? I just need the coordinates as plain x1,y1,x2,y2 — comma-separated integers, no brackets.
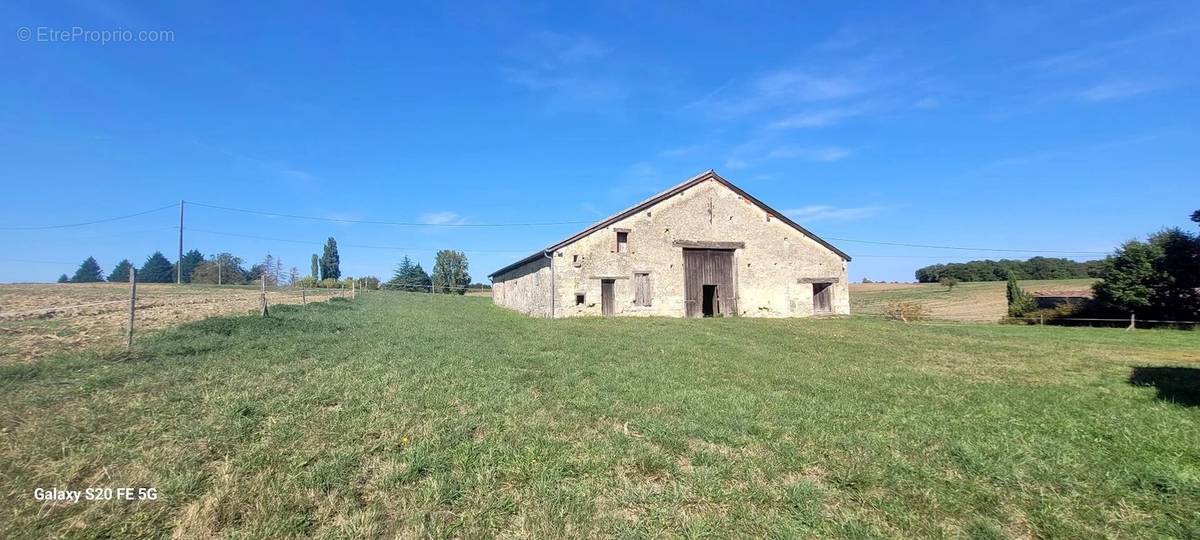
1129,366,1200,407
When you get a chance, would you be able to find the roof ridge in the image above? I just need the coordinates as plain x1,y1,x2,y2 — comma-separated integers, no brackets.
488,169,849,278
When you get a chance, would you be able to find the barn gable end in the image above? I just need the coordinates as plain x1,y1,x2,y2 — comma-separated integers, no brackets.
489,170,851,318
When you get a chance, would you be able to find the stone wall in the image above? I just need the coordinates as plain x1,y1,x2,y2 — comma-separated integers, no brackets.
492,177,850,318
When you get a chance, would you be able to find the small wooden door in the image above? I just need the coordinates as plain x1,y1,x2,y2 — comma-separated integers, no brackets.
812,282,832,314
683,249,737,317
601,279,615,316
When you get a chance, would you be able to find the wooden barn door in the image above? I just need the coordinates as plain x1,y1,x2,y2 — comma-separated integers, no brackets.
812,282,832,314
683,249,737,317
601,279,615,316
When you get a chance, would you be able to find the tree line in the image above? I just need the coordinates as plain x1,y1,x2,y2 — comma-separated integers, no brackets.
1004,209,1200,323
915,257,1103,283
57,237,347,286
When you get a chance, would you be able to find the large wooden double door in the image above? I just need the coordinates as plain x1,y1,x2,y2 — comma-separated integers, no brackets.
683,249,737,317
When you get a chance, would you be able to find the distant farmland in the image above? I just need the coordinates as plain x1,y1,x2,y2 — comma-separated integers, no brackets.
850,279,1096,322
0,283,343,362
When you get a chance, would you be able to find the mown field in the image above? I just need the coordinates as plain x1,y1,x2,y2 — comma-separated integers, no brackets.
850,279,1097,322
1,293,1198,538
0,283,345,362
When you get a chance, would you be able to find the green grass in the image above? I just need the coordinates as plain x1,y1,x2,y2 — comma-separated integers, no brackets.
2,293,1198,538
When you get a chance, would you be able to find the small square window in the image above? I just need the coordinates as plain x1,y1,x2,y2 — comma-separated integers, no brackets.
616,231,629,253
575,293,586,306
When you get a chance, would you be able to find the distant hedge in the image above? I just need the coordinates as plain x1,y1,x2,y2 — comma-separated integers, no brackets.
915,257,1103,283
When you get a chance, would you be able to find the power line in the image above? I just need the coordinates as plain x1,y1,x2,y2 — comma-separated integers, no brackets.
0,258,76,265
0,203,176,231
186,227,531,253
824,236,1109,255
17,227,178,243
187,200,596,228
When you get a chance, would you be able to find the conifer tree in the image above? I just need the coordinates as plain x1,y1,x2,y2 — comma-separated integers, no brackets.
320,238,341,280
108,259,134,282
139,252,176,283
70,256,104,283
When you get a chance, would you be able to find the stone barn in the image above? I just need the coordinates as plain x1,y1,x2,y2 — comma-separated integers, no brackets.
488,170,851,318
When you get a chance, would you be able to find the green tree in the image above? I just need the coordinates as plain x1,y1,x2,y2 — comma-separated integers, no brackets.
56,273,69,283
431,250,470,294
178,249,205,283
70,256,104,283
939,276,959,291
1005,271,1035,318
1191,209,1199,224
311,254,319,279
108,259,134,282
1094,228,1200,320
320,238,341,280
389,256,431,292
191,253,247,284
139,252,176,283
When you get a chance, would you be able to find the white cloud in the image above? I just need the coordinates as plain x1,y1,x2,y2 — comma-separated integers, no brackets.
419,211,468,225
658,145,702,158
723,158,750,170
501,32,628,103
912,97,941,110
784,205,881,222
278,168,316,182
1078,80,1163,102
766,146,851,162
754,69,863,102
770,107,861,129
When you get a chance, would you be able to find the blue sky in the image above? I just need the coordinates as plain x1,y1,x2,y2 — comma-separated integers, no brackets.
2,1,1197,283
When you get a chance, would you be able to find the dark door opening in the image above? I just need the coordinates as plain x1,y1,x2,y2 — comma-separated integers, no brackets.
702,284,718,317
812,282,832,314
601,279,615,316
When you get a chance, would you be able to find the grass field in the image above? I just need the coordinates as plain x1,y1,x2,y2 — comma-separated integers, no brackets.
850,279,1097,322
2,293,1198,538
0,283,344,362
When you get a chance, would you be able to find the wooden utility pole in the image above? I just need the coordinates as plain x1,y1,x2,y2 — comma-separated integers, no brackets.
260,275,268,317
126,267,137,349
177,200,184,284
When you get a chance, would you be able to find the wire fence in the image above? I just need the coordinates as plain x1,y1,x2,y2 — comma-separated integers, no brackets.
0,273,358,359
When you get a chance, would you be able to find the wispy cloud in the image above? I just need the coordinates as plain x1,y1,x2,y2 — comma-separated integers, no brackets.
658,145,702,158
815,24,866,52
689,64,874,119
419,211,468,225
770,107,861,128
501,32,628,103
278,168,317,182
784,205,881,222
1077,80,1163,102
766,146,851,162
755,69,863,102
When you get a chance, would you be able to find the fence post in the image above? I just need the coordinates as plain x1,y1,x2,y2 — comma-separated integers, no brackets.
260,275,269,317
126,267,137,349
1127,313,1135,331
301,289,306,305
352,279,357,299
1039,313,1044,326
